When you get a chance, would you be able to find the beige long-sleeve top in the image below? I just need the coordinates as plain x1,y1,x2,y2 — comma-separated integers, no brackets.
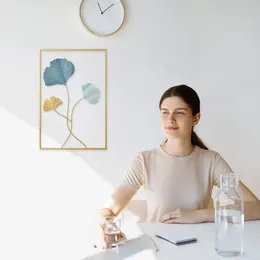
112,145,233,222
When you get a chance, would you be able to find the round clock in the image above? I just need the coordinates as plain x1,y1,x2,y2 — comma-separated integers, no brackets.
80,0,125,36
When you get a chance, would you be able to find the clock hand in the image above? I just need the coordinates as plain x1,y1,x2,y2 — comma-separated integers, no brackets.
102,3,115,13
97,2,103,14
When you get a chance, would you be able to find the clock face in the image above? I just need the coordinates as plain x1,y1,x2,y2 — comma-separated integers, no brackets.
80,0,125,36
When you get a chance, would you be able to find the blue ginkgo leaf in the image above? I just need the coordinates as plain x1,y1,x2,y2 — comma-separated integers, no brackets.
43,58,75,86
82,83,101,104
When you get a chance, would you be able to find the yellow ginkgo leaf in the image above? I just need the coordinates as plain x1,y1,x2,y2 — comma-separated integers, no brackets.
43,96,62,111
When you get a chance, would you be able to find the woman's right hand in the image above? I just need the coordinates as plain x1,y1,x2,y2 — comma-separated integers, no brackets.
93,223,108,249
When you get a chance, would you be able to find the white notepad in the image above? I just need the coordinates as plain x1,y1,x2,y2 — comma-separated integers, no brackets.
154,231,197,245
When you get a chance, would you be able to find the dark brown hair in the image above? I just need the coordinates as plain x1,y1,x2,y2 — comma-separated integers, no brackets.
159,84,208,150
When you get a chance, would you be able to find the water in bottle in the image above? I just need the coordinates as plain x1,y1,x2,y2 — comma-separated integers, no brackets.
215,173,244,257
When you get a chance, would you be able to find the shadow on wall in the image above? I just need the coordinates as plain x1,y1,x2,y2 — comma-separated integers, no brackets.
0,100,139,187
0,104,150,221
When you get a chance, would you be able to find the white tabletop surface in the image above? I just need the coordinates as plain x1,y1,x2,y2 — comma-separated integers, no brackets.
83,221,260,260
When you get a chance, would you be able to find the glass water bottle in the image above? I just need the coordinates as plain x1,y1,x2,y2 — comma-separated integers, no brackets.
214,173,244,257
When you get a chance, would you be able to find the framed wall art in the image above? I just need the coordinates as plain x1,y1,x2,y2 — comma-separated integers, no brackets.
39,49,107,150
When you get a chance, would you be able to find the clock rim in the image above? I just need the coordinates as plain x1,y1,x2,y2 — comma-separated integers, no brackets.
79,0,125,37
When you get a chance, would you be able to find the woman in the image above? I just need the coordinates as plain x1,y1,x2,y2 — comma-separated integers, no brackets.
95,84,260,249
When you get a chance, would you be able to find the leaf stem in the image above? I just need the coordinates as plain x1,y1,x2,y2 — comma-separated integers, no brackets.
54,108,87,147
62,98,86,148
54,110,71,122
61,85,87,148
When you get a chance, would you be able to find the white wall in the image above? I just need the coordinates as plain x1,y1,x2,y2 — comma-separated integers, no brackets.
0,0,259,259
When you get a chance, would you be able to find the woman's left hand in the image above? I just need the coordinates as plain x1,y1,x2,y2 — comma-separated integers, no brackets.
159,208,204,224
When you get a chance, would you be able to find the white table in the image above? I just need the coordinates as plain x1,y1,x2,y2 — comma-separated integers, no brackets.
83,221,260,260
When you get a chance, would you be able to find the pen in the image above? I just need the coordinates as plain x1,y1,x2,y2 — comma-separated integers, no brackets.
155,234,174,244
148,235,159,251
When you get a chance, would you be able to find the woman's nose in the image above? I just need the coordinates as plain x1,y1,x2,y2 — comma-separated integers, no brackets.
168,114,176,123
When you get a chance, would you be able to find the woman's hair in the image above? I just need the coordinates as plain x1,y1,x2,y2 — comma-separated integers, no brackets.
159,84,208,150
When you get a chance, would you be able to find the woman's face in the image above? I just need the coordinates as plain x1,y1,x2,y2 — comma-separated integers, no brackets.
160,96,200,140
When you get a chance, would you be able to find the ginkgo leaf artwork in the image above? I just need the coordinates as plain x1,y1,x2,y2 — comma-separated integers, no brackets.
40,49,107,150
43,96,63,111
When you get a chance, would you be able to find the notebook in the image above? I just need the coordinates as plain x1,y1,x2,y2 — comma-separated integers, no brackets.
154,231,197,246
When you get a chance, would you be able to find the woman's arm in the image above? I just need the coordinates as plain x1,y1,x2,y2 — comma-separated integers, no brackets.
161,182,260,224
100,153,145,218
201,181,260,222
234,181,260,221
100,183,138,218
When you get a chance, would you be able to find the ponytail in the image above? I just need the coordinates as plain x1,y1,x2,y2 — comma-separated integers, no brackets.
191,130,208,150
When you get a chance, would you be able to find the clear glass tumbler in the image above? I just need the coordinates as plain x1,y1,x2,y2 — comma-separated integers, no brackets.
102,215,122,248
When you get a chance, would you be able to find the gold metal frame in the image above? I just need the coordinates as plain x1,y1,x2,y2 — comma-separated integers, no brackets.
79,0,126,37
39,48,107,150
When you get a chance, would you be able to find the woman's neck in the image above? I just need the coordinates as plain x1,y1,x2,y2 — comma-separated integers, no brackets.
161,138,195,157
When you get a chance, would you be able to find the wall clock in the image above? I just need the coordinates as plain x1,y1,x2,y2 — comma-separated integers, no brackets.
80,0,125,36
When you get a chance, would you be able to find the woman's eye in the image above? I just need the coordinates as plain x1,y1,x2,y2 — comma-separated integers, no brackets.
176,112,184,115
162,111,168,115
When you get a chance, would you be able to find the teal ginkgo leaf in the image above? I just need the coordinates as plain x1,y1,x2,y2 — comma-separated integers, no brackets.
43,58,75,86
82,83,101,104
